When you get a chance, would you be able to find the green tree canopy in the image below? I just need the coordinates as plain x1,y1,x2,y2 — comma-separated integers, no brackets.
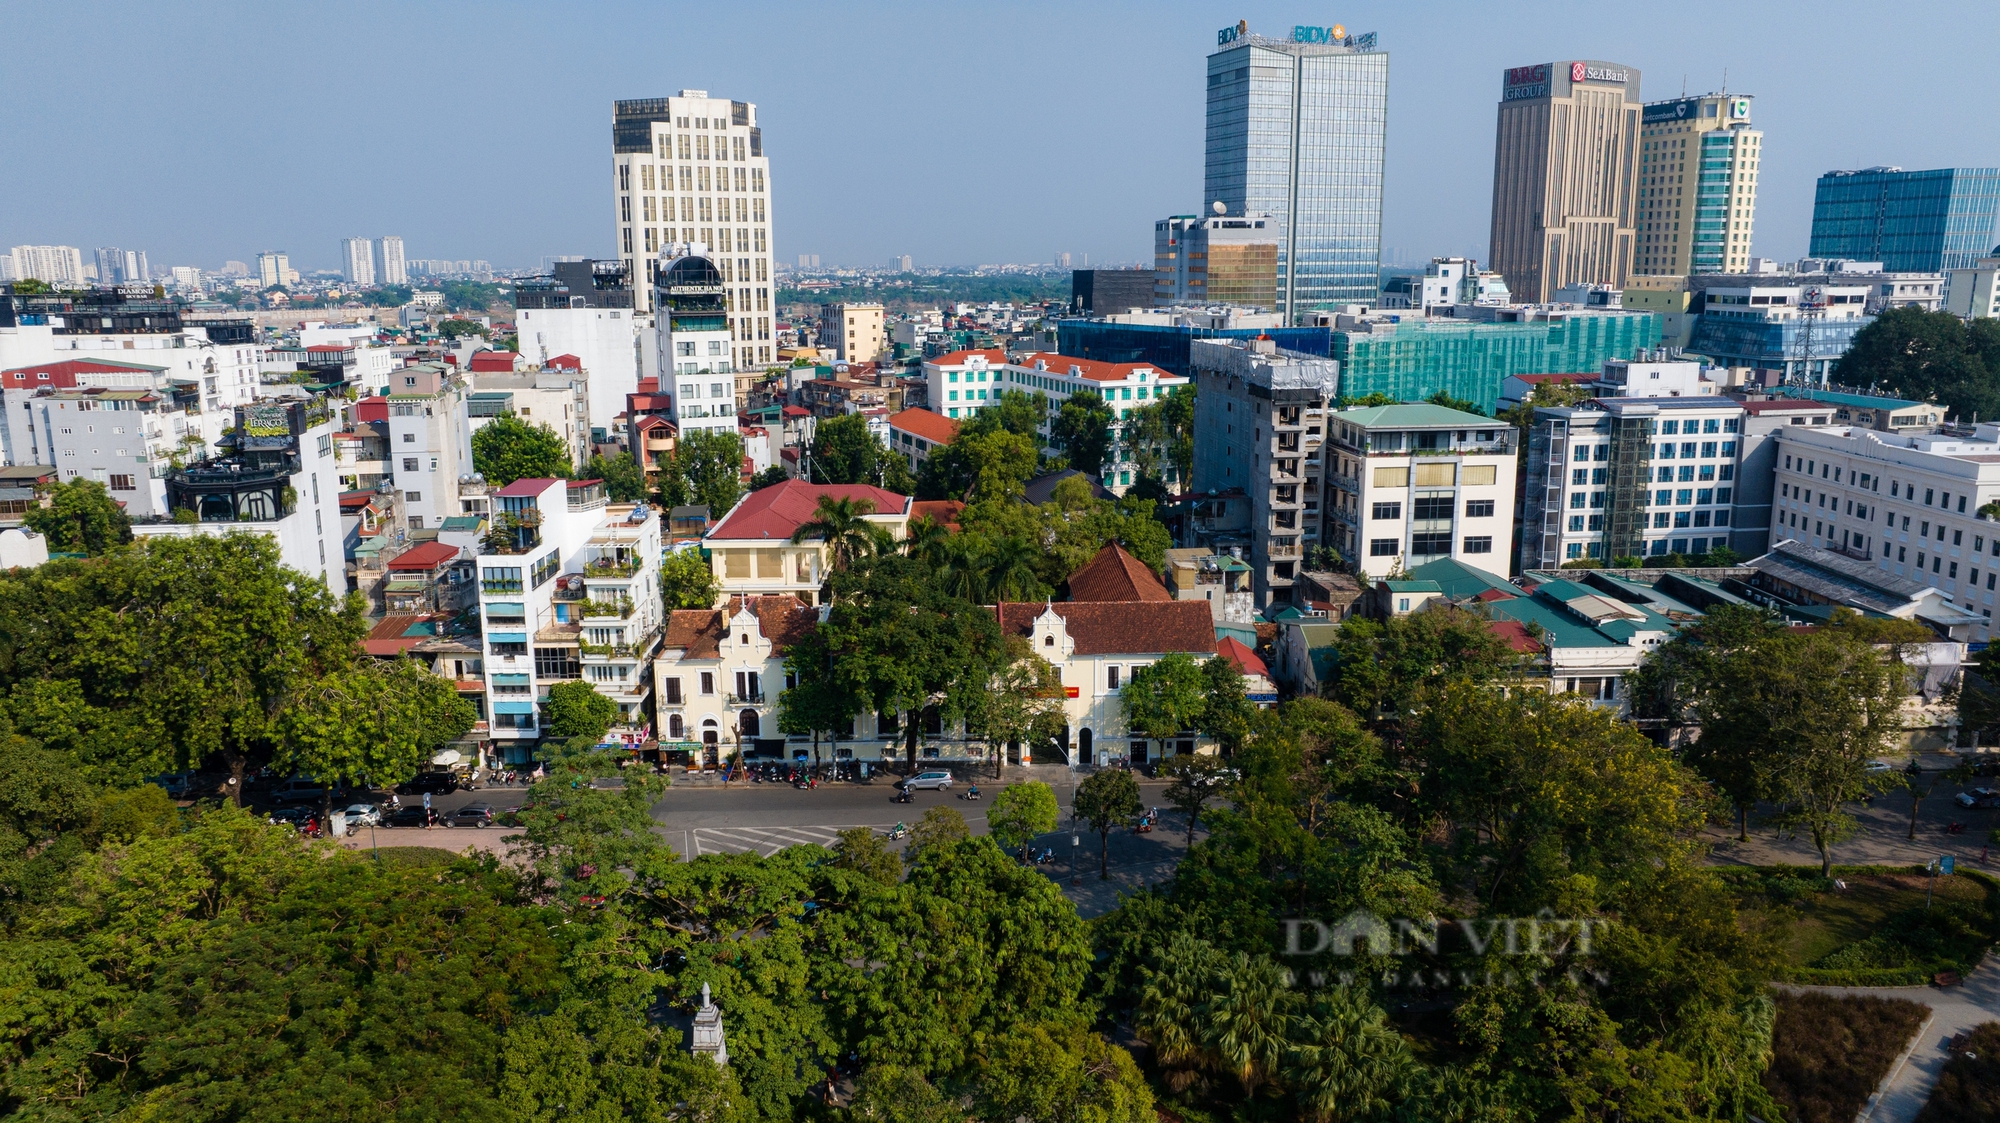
1832,306,2000,422
24,478,132,555
581,450,648,502
1321,606,1516,718
273,657,476,816
791,494,893,576
1122,652,1208,749
659,546,718,609
676,428,744,517
1073,766,1142,879
471,410,572,484
1050,390,1118,480
544,680,620,742
987,780,1059,853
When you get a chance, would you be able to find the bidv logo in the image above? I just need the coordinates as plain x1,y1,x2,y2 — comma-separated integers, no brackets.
1217,19,1247,45
1291,23,1346,44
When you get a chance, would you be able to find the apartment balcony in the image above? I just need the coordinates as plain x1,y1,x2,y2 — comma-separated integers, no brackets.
580,598,636,621
727,692,766,706
551,578,588,601
583,555,640,578
536,622,581,645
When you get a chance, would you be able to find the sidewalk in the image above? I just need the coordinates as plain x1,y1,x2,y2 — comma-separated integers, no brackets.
1704,783,2000,871
1782,954,2000,1122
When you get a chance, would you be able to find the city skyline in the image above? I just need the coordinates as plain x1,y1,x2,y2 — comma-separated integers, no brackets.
2,2,1997,272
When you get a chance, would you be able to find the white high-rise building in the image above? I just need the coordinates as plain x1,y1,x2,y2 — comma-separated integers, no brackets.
257,251,289,289
340,238,376,287
9,246,87,287
612,90,775,372
374,236,406,285
652,245,739,437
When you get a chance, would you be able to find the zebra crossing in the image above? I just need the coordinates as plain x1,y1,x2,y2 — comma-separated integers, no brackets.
681,824,854,858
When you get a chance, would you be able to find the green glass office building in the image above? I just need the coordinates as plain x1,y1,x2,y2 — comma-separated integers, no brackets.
1331,312,1660,413
1809,166,2000,272
1206,25,1387,321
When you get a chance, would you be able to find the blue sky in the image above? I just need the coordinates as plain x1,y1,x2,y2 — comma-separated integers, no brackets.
4,1,1995,273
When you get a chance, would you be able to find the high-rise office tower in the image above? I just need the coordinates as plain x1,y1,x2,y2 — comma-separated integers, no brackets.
1204,23,1388,320
1489,60,1642,303
612,90,775,371
374,236,407,285
340,238,376,287
1636,94,1761,276
1810,167,2000,272
257,251,289,289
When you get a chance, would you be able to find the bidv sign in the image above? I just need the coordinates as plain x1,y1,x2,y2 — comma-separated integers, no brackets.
1291,23,1345,43
1217,19,1247,45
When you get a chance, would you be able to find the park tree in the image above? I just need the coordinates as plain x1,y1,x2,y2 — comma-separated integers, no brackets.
274,657,477,821
471,411,572,484
1126,390,1194,496
749,464,790,490
1198,653,1255,752
987,780,1059,856
1158,752,1231,843
1705,627,1911,874
659,546,718,609
1121,652,1208,759
1321,606,1515,720
971,1019,1153,1123
24,478,133,556
675,428,744,516
581,450,647,503
1073,766,1142,879
544,679,619,741
1407,683,1711,910
832,825,905,885
0,534,365,794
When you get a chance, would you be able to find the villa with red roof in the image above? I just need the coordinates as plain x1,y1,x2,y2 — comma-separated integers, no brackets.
921,348,1189,495
702,479,911,605
886,407,957,470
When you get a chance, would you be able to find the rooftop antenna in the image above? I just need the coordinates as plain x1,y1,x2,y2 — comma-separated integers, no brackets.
1721,67,1728,94
1681,75,1687,97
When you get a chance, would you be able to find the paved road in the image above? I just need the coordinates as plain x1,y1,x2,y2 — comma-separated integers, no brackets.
1707,773,2000,870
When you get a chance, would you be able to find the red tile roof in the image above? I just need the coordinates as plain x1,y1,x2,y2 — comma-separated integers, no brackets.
386,541,462,571
996,601,1216,656
636,377,659,393
1216,635,1269,679
1,358,163,388
546,354,582,370
926,349,1007,367
889,407,958,445
663,595,818,658
910,499,964,531
495,477,563,497
338,491,375,511
1065,543,1171,603
1488,619,1542,654
707,479,909,541
782,405,811,417
1014,352,1164,384
468,350,518,372
628,393,674,410
634,414,674,433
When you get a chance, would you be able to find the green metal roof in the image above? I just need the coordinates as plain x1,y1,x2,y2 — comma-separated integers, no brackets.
440,515,484,531
1403,557,1516,599
1385,580,1442,593
1334,403,1498,428
1805,389,1923,411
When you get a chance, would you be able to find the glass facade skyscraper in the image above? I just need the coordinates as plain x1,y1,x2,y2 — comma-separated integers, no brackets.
1809,167,2000,272
1205,30,1387,321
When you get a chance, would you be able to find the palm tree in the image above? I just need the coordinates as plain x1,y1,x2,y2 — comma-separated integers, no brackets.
903,514,953,569
791,495,891,574
1283,990,1413,1123
931,535,984,603
1203,952,1294,1097
981,534,1047,603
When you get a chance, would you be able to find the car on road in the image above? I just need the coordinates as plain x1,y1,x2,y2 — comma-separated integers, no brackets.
386,806,439,828
895,770,955,792
1865,759,1899,774
342,803,384,828
443,803,495,828
396,772,460,796
266,806,314,828
1954,787,2000,809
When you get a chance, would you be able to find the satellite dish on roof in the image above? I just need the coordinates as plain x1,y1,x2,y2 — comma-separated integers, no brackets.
1212,201,1227,216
